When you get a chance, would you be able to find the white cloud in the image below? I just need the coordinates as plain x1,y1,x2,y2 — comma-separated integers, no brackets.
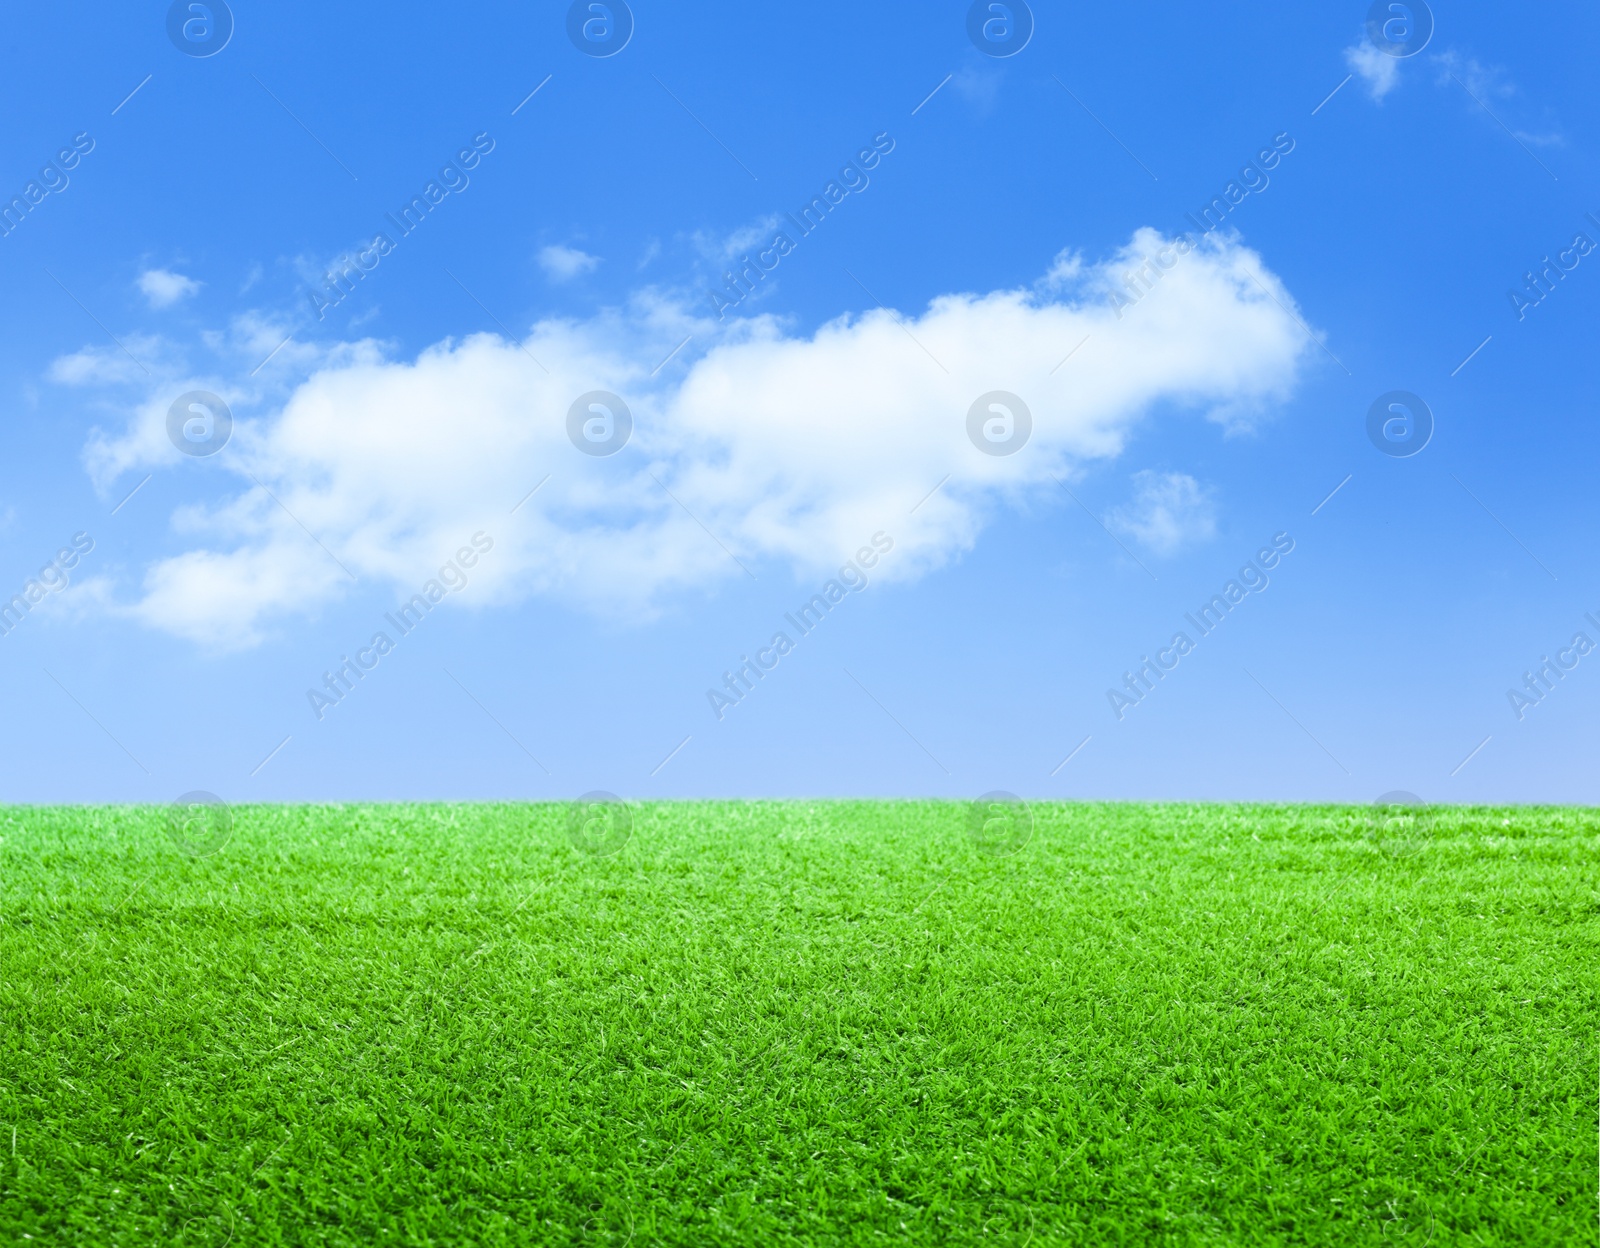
1108,471,1217,555
538,244,600,282
30,574,118,626
127,542,348,649
199,311,316,376
49,343,154,387
75,228,1316,648
1346,42,1400,100
138,268,201,308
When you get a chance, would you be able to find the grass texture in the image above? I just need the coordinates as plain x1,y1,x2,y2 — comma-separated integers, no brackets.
0,801,1594,1246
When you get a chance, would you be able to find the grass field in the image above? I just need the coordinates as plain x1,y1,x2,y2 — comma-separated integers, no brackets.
0,800,1593,1245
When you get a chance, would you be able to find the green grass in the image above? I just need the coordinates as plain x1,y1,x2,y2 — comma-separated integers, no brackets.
0,801,1594,1246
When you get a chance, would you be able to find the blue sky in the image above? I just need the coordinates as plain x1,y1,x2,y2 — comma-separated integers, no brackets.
1,1,1596,805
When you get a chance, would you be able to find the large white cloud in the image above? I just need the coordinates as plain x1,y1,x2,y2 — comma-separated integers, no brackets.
76,228,1316,648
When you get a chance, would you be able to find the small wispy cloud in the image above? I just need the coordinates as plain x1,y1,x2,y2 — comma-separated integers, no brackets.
1038,248,1083,292
1108,471,1217,556
538,244,601,282
1345,42,1400,100
1434,51,1513,102
137,268,201,309
48,336,166,386
1434,51,1565,148
949,67,1002,113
